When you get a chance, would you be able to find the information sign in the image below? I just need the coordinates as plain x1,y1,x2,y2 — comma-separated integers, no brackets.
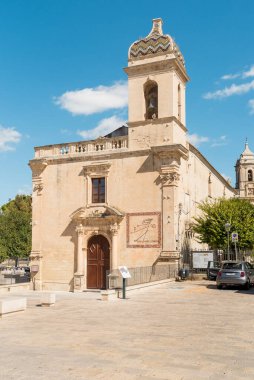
31,265,39,273
192,251,214,269
118,266,131,279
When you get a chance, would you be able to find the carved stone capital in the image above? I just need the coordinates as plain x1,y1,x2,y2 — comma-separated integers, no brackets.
110,223,119,236
75,224,84,236
30,251,43,261
160,171,180,186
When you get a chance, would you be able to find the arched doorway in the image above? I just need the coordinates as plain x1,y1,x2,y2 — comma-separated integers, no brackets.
87,235,110,289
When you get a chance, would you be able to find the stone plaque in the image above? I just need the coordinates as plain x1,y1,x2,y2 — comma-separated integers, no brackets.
126,212,161,248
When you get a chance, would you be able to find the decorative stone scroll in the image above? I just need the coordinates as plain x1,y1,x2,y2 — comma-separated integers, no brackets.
33,183,44,195
159,171,180,186
247,187,254,196
30,250,43,261
29,159,47,196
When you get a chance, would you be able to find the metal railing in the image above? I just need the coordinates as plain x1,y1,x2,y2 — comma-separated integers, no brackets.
106,264,175,289
0,267,30,286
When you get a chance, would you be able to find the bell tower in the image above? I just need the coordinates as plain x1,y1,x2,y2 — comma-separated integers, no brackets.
235,140,254,203
125,18,189,150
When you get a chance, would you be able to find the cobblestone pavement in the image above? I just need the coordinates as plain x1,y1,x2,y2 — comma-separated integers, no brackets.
1,281,254,380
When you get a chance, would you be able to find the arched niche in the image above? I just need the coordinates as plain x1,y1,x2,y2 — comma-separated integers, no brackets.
144,80,158,120
248,169,253,182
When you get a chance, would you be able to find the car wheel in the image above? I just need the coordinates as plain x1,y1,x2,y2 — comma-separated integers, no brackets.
217,284,222,289
244,279,251,290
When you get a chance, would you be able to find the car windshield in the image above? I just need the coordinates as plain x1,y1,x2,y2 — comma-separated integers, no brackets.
222,262,243,270
210,261,220,268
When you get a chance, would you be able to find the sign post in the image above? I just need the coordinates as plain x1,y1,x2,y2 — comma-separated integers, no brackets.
231,232,238,261
118,266,131,299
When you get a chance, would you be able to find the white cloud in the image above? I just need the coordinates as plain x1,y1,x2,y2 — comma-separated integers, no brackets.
187,133,209,147
221,73,240,80
203,80,254,99
55,81,128,116
221,65,254,81
0,126,21,152
77,115,126,140
249,99,254,114
211,135,228,147
243,65,254,78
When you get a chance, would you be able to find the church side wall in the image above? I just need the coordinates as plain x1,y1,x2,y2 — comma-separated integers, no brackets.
177,151,235,252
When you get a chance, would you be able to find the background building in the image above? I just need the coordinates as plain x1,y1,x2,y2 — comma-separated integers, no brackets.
235,140,254,203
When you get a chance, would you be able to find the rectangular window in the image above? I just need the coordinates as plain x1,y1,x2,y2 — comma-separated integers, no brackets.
92,177,105,203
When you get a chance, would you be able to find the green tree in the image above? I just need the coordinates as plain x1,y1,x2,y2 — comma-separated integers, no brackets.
0,195,32,263
193,198,254,251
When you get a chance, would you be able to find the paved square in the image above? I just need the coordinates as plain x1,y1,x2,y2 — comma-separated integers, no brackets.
1,281,254,379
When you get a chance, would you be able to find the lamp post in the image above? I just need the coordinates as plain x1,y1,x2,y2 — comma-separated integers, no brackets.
225,222,231,261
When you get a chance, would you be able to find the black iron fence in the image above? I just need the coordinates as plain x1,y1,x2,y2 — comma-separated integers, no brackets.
106,264,175,289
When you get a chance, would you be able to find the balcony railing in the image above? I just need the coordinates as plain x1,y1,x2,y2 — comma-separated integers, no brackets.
34,136,128,159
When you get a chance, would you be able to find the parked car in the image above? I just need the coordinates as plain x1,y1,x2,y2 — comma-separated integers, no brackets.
207,261,221,280
216,261,254,290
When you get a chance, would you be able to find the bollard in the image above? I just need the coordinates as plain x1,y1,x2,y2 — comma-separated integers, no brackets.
122,278,126,299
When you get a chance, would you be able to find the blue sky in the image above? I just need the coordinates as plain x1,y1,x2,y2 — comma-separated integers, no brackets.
0,0,254,206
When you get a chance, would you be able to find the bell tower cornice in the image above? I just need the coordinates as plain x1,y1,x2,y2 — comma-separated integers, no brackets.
124,57,189,83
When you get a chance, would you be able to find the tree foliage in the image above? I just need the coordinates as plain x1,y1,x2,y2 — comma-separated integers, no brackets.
193,198,254,251
0,195,32,261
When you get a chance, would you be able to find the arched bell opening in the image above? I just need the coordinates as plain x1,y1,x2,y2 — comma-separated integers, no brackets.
144,80,158,120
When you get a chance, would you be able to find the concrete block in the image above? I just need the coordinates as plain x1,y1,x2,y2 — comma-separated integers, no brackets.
101,289,117,301
40,293,56,306
0,298,27,317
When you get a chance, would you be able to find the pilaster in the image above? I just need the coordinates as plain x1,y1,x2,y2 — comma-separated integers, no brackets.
110,223,119,270
74,223,85,292
152,144,188,261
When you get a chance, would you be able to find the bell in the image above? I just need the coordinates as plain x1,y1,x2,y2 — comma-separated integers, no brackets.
148,97,156,110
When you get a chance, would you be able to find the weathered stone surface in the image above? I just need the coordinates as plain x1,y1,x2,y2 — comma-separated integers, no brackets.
0,297,27,316
0,281,254,379
40,293,56,306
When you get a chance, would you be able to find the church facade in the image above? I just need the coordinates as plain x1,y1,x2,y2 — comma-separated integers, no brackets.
29,19,236,291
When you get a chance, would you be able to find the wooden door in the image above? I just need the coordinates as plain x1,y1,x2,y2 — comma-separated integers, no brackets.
87,235,110,289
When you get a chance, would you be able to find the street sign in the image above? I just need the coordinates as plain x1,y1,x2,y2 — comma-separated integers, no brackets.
231,232,238,242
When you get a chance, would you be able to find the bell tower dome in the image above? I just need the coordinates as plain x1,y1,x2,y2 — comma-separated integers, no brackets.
125,18,189,150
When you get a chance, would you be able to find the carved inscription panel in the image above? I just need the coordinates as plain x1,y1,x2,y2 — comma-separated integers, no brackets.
126,212,161,248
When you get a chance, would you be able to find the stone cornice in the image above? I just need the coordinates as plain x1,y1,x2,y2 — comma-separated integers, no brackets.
29,159,47,178
151,144,189,161
83,162,111,176
189,143,237,193
127,116,187,132
124,58,189,83
70,205,125,227
30,148,152,166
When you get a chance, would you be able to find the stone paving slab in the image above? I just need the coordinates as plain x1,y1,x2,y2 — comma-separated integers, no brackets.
0,281,254,379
